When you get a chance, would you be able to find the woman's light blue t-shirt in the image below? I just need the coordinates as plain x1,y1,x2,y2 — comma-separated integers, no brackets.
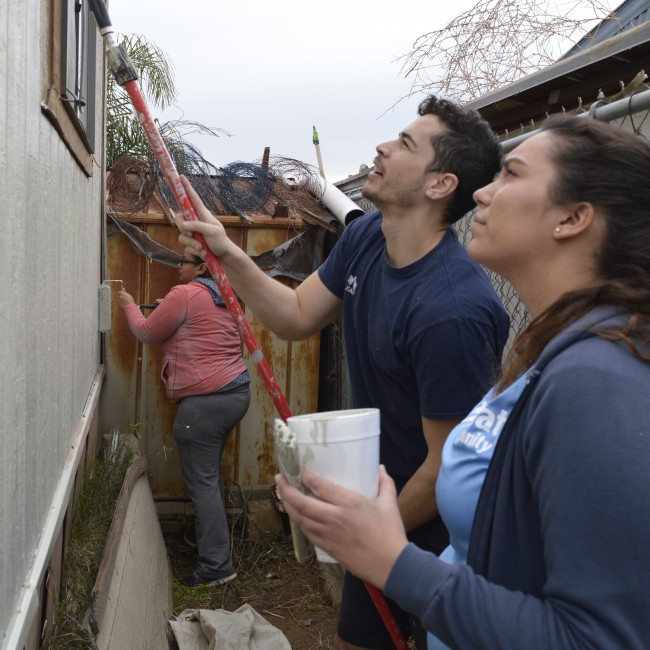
427,373,529,650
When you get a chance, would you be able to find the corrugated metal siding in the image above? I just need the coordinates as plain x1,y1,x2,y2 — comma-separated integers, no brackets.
102,217,320,499
564,0,650,56
0,0,104,642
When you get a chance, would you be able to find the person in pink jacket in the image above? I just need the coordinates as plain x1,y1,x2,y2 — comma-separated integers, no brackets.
119,255,250,587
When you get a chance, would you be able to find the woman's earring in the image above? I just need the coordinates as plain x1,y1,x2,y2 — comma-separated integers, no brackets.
554,227,561,234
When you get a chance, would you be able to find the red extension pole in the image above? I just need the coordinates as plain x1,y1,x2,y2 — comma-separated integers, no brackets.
122,78,292,422
87,0,291,421
89,2,407,646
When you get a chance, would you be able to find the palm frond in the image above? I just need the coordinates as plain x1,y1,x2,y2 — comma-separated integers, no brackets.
106,34,228,170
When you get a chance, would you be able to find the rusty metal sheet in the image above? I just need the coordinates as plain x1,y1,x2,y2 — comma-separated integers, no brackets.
102,233,143,435
102,217,321,498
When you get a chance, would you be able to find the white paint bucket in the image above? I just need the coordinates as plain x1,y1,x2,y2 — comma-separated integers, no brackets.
286,408,380,563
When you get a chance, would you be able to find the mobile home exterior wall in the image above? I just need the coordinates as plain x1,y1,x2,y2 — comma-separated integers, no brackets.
0,1,105,647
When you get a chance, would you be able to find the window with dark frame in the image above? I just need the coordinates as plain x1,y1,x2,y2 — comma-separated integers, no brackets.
63,0,96,144
42,0,99,176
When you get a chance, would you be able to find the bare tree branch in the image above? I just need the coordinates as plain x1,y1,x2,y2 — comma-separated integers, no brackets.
397,0,618,103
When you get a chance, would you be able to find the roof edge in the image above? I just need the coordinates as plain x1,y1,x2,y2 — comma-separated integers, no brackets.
465,20,650,111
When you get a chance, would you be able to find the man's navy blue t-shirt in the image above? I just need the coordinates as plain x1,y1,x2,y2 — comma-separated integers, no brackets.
318,211,509,486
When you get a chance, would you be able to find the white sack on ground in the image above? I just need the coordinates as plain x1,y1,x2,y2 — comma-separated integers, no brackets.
169,605,292,650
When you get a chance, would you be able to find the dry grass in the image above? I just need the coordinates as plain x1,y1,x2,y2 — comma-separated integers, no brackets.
43,442,134,650
43,448,338,649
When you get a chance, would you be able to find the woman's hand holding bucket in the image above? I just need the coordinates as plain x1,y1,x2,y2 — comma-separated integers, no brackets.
275,465,409,590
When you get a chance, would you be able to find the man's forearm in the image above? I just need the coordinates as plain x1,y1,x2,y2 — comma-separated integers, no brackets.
396,465,440,532
215,245,342,341
216,245,306,338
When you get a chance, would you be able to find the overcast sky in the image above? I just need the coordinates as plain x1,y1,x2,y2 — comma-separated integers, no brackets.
107,0,479,181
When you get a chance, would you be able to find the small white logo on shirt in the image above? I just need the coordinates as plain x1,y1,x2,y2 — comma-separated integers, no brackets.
345,275,358,295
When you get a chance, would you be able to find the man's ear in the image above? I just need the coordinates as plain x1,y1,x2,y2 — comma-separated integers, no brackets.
425,172,458,201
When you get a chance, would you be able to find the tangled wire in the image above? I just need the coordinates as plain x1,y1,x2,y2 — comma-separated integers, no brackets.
108,149,326,220
217,162,275,215
152,140,225,213
265,156,325,217
106,156,157,214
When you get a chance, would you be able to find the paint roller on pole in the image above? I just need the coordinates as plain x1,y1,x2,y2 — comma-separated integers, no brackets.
87,0,290,423
90,0,310,570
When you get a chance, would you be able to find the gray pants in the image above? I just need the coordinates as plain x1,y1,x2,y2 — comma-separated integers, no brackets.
172,384,250,579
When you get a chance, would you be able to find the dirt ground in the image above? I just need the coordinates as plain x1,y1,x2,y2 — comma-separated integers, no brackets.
164,519,340,650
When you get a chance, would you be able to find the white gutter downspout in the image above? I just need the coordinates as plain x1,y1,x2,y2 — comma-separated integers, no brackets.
315,176,365,226
2,366,105,650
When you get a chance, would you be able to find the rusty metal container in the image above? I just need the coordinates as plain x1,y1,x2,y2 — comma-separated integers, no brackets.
100,195,325,502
